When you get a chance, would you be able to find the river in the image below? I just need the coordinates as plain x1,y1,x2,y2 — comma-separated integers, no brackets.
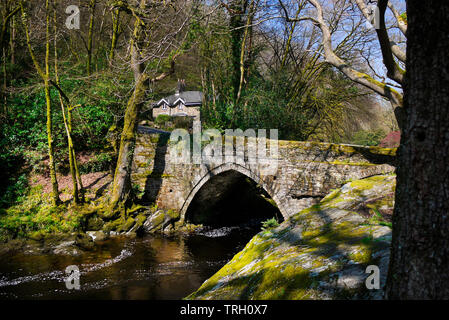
0,225,260,300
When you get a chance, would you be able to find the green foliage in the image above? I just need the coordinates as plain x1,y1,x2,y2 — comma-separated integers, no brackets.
155,114,171,125
400,12,407,23
0,173,28,209
351,129,386,146
131,182,145,199
2,90,51,154
197,15,367,142
0,62,130,205
261,217,280,231
172,116,192,130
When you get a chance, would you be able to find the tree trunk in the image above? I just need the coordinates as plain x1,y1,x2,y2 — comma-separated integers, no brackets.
110,73,147,206
2,47,6,115
68,108,85,202
54,4,79,204
21,0,60,205
386,1,449,299
109,8,120,63
235,0,255,106
87,0,96,76
10,15,14,65
110,0,147,207
44,0,60,205
229,0,248,103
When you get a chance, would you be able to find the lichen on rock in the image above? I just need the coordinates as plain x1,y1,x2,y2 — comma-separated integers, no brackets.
186,174,395,300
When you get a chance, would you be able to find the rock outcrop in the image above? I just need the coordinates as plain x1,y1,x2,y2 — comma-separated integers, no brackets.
187,174,395,300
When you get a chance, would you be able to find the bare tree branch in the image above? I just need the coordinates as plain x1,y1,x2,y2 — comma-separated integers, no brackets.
387,0,407,36
352,0,405,82
306,0,403,113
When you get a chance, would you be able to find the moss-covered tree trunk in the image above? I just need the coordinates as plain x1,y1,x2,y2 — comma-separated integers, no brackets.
87,0,96,76
44,0,60,206
10,15,14,65
110,74,147,207
109,8,120,63
235,0,255,106
110,0,147,208
53,4,80,204
44,76,60,206
68,108,85,202
386,1,449,299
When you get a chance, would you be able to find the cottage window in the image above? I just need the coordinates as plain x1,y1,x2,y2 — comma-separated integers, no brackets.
178,103,184,110
162,103,167,110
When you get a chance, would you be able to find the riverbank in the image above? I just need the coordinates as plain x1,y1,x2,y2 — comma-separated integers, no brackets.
0,171,202,253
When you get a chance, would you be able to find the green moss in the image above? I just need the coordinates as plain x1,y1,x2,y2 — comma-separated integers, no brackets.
0,185,95,239
127,204,147,215
118,217,135,232
102,218,124,233
187,174,395,300
130,213,147,233
355,71,403,105
135,213,147,224
149,211,166,230
348,247,372,264
149,135,160,143
349,175,390,190
324,161,376,166
166,209,180,219
87,214,104,231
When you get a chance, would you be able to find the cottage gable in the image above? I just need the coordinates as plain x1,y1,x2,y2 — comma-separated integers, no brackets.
153,80,202,119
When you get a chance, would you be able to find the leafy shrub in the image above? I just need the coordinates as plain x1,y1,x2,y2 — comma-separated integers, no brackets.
155,114,171,125
351,129,386,146
261,217,280,230
0,174,29,208
172,116,193,130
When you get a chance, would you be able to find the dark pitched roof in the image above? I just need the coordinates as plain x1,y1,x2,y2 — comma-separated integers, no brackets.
155,91,203,107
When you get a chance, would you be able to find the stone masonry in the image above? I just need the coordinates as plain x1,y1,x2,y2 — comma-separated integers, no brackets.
131,128,396,223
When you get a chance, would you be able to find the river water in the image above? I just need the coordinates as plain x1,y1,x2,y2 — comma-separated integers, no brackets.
0,225,258,300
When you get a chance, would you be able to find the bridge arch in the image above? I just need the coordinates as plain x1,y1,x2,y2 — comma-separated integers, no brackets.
179,162,284,224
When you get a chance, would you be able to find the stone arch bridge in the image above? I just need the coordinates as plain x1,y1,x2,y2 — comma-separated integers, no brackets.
131,128,396,223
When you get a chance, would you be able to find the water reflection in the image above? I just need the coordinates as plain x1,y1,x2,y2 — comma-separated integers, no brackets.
0,225,258,300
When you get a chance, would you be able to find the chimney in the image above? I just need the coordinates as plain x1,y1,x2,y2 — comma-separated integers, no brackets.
175,79,185,96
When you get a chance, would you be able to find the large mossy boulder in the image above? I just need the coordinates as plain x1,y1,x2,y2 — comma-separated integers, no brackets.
187,174,395,300
143,210,178,233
